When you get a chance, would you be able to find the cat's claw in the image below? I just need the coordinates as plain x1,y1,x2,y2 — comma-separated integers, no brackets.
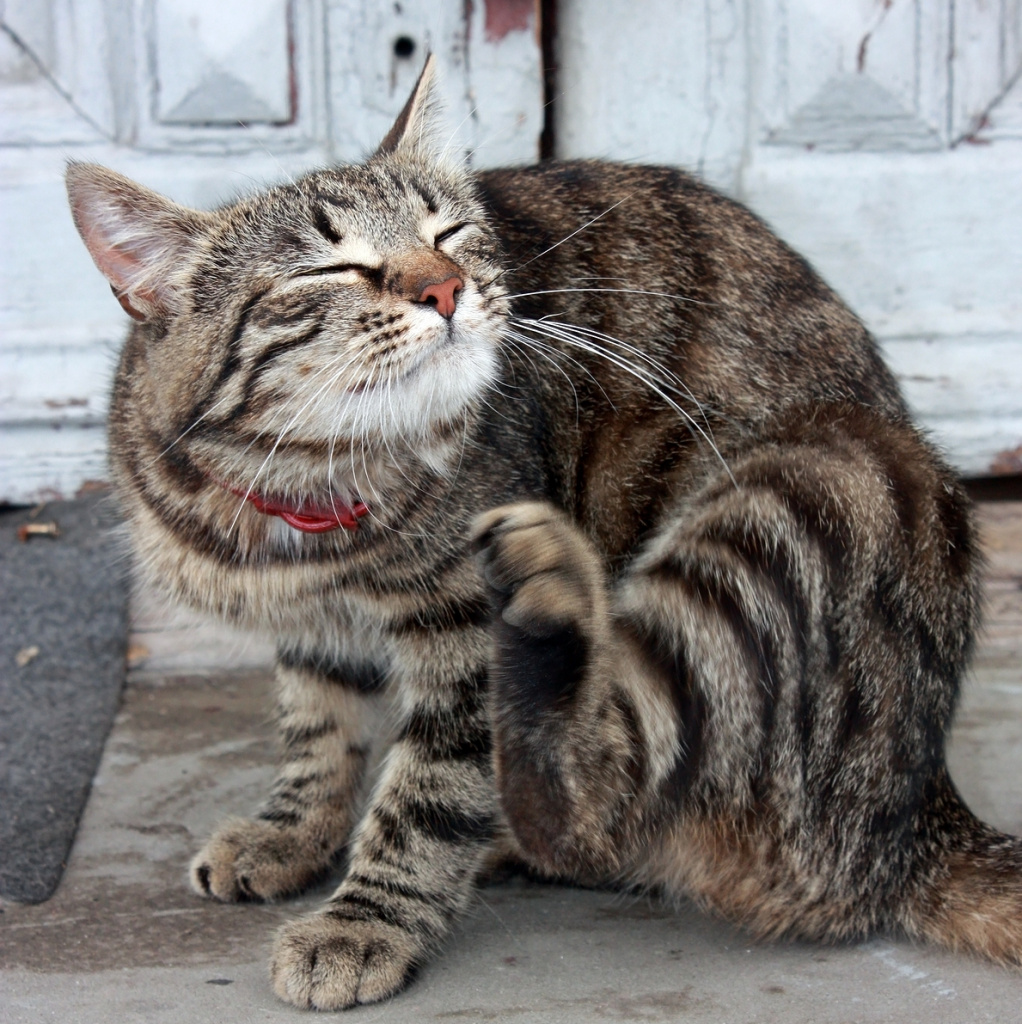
270,913,421,1010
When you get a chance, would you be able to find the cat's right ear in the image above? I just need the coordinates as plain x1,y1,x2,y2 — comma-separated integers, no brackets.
65,162,210,322
375,53,441,159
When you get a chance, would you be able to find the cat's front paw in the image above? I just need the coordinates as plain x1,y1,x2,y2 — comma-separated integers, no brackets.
191,817,336,902
472,501,606,638
270,912,421,1010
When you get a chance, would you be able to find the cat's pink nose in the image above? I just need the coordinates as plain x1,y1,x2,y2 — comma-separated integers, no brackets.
418,276,463,319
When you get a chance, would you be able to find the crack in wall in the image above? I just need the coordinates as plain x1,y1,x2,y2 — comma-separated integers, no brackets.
0,20,114,141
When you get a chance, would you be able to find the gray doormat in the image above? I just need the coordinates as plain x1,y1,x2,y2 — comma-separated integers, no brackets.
0,492,129,903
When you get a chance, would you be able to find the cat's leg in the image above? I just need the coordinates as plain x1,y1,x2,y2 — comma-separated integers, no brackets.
472,419,984,944
191,654,384,902
472,501,681,879
269,628,497,1009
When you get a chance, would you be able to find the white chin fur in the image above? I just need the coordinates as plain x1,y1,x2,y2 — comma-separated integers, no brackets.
307,328,499,443
362,332,496,437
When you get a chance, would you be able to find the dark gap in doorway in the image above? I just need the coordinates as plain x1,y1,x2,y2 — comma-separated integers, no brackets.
539,0,558,160
963,474,1022,502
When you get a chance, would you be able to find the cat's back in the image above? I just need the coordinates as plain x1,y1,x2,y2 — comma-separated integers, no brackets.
475,158,822,291
475,159,907,429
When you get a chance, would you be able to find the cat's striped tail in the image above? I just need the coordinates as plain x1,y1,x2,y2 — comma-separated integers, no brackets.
901,771,1022,965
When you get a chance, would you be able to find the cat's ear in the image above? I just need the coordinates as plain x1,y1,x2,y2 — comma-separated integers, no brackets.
375,54,442,158
65,162,210,322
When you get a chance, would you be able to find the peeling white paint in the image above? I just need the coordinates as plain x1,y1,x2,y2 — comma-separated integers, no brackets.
2,1,1021,501
869,944,958,999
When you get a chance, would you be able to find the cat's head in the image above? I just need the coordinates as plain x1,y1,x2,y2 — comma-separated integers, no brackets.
66,57,507,504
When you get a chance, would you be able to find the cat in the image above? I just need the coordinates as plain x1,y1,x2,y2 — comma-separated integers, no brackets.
66,56,1021,1010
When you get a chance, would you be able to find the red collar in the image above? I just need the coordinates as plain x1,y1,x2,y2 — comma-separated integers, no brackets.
224,483,369,533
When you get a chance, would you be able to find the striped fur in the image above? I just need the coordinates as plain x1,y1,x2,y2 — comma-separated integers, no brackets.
66,58,1021,1010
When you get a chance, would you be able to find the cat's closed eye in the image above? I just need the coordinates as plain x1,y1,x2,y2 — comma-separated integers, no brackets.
294,263,379,281
434,223,471,248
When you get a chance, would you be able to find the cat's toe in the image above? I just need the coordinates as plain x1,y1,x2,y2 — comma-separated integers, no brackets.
471,501,558,551
472,501,605,637
190,817,333,902
270,913,421,1010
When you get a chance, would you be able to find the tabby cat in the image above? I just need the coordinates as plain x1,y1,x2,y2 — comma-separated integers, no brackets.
66,58,1022,1010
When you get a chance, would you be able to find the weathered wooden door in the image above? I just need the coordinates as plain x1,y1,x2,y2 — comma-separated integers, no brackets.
3,1,1019,502
0,0,542,503
555,0,1022,477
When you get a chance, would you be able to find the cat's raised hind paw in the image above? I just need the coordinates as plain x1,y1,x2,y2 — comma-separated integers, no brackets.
472,501,607,640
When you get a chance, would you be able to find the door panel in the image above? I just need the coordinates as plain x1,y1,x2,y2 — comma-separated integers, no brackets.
4,2,1016,498
555,0,1022,476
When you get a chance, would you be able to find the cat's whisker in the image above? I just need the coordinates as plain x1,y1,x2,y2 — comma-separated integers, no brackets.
503,286,711,308
377,373,422,501
513,195,636,270
516,317,702,425
355,377,438,543
513,316,735,485
529,315,716,425
503,327,596,390
219,339,361,488
475,269,506,293
343,361,382,508
141,392,237,472
370,368,458,544
228,348,371,531
498,335,546,389
349,370,425,537
514,314,703,416
439,105,478,165
345,394,363,520
355,382,377,508
475,892,517,941
500,331,587,425
473,378,519,429
229,134,297,189
511,319,660,400
483,341,548,425
329,378,358,509
447,407,473,500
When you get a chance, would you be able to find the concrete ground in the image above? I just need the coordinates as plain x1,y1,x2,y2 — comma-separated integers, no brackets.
2,503,1021,1024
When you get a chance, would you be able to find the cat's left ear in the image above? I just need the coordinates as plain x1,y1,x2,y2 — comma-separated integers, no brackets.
66,162,211,322
375,54,442,159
